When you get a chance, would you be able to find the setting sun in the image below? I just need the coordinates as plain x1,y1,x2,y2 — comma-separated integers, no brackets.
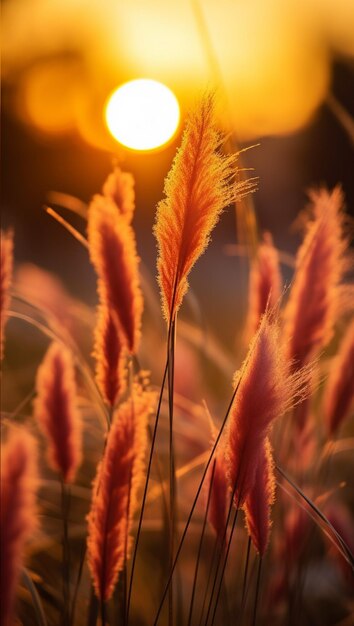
105,79,180,151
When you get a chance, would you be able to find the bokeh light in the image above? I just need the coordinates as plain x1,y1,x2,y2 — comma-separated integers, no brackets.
105,79,180,151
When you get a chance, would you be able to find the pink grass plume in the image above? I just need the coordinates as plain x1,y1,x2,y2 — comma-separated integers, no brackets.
34,342,82,483
88,194,143,354
0,230,14,361
284,187,348,370
324,320,354,436
226,313,308,507
1,431,38,626
243,438,275,555
87,388,155,602
94,304,127,408
246,232,281,338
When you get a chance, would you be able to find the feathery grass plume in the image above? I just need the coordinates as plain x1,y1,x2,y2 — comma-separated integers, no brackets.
284,187,348,370
1,431,38,626
102,166,135,223
34,342,82,483
324,320,354,436
94,303,127,408
246,232,281,338
154,94,256,322
243,438,275,555
88,194,143,353
226,313,308,507
0,230,14,361
87,388,155,602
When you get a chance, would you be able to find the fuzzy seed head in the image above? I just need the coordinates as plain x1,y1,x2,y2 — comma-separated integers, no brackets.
34,342,82,483
1,431,38,626
88,195,143,353
1,230,14,361
87,388,155,601
155,94,256,322
93,304,127,407
284,187,348,369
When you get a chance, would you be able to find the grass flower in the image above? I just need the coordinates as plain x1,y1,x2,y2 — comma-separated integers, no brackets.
154,94,255,323
1,431,38,626
0,230,14,361
324,320,354,436
34,342,82,483
226,314,308,507
87,388,155,602
246,232,281,338
243,438,275,555
94,303,127,408
88,194,143,353
284,187,348,369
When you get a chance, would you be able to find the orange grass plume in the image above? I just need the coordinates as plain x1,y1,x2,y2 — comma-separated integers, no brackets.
226,313,308,507
246,232,282,339
1,431,38,626
88,194,143,354
284,187,349,370
324,320,354,436
93,304,127,408
102,166,135,223
87,387,155,602
243,438,275,556
34,342,82,483
0,230,14,361
154,94,256,323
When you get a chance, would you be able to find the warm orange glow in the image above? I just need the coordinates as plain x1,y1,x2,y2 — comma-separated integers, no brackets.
104,79,180,151
20,61,84,134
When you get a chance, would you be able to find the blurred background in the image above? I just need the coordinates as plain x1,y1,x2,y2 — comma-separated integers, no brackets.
2,0,354,346
2,4,354,624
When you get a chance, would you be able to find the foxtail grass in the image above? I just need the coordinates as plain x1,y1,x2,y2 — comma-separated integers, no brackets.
1,431,38,626
0,229,13,361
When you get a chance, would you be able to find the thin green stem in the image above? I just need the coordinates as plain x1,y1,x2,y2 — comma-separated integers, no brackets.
210,506,239,626
198,536,219,626
126,359,169,621
240,537,252,617
123,468,132,626
206,504,238,626
187,460,216,626
205,460,245,626
276,465,354,569
252,557,262,626
70,542,86,626
167,316,177,626
100,599,106,626
61,480,70,626
152,331,259,624
152,371,246,626
87,590,98,626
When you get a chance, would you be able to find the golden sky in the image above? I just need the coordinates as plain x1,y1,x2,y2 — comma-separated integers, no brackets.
2,0,354,146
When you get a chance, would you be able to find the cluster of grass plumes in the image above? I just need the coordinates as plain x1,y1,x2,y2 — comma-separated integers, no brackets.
0,95,353,626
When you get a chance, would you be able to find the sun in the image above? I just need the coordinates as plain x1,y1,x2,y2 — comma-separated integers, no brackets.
105,79,180,151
